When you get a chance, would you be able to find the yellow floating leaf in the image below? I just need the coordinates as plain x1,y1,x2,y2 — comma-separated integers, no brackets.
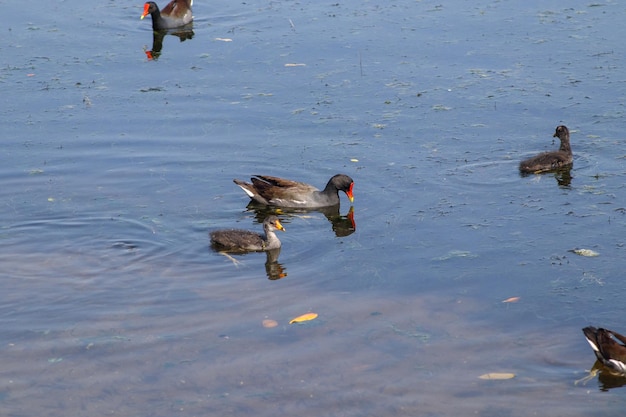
289,313,318,324
502,297,520,303
350,158,359,162
262,319,278,328
479,372,515,380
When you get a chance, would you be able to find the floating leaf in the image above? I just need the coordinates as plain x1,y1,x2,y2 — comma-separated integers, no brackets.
570,248,600,257
502,297,520,303
262,319,278,328
350,158,359,162
433,250,477,261
289,313,318,324
479,372,515,380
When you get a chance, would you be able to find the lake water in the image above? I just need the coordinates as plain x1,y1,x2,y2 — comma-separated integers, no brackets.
2,0,626,415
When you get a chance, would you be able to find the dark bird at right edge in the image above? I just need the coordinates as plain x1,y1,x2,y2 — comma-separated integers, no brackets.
519,125,573,174
582,326,626,375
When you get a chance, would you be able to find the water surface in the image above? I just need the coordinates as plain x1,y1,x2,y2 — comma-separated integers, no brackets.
2,0,626,415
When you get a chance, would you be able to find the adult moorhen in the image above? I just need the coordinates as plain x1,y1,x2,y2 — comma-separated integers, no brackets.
519,125,573,174
210,216,285,252
233,174,354,208
582,326,626,374
141,0,193,30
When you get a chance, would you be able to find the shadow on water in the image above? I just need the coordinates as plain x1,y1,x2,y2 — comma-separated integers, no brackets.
143,25,194,61
242,202,356,238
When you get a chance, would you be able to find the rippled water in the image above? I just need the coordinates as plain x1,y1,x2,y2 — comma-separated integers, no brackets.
2,0,626,415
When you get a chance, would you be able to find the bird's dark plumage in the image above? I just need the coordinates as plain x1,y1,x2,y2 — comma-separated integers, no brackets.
141,0,193,30
519,125,573,174
210,216,285,252
582,326,626,374
233,174,354,208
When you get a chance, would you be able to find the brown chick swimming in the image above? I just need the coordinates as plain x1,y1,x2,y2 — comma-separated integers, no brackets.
519,125,573,174
210,216,285,252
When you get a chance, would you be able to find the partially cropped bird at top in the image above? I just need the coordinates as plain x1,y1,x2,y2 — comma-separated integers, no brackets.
141,0,193,30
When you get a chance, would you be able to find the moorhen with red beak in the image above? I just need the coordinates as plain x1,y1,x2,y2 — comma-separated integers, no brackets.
233,174,354,208
141,0,193,30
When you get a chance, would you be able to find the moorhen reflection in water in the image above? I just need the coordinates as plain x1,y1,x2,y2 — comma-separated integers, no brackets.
144,28,194,60
243,201,356,238
554,166,572,187
264,248,287,280
583,360,626,391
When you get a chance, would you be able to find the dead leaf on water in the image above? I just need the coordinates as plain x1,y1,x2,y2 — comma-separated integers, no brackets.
570,248,599,257
433,250,477,261
479,372,515,380
289,313,318,324
502,297,520,303
262,319,278,328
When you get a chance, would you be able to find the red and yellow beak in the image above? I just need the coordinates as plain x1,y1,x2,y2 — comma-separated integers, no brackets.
345,182,354,203
140,3,150,19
